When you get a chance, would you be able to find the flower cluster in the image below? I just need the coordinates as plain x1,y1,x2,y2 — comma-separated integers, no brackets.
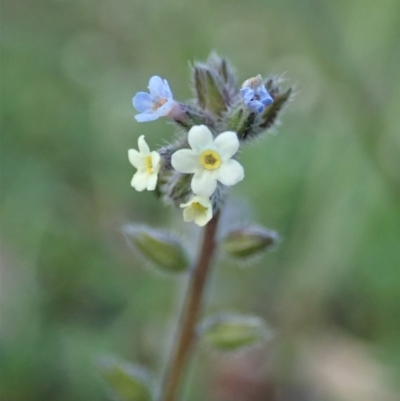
128,125,243,226
128,54,292,226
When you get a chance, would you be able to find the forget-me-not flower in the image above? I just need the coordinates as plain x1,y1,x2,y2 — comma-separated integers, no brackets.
171,125,244,198
128,135,161,191
133,76,178,122
180,195,213,226
240,75,273,114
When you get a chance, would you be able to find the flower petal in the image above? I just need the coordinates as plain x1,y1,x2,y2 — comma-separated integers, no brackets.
161,79,173,99
260,90,273,106
138,135,150,154
151,151,161,173
195,208,212,226
248,100,264,113
182,206,196,222
240,87,254,103
133,92,153,112
146,173,158,190
148,76,165,97
216,159,244,186
193,195,210,208
171,149,199,173
188,125,213,151
135,112,159,122
181,195,213,226
191,170,217,197
128,149,144,168
131,172,148,191
214,131,240,160
155,99,175,117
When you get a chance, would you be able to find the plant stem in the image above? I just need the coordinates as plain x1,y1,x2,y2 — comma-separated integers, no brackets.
161,212,220,401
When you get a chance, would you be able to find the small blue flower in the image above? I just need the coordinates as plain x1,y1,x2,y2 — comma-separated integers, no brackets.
240,75,273,114
133,76,177,122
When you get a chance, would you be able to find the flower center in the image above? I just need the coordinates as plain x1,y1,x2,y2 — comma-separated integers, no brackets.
145,155,154,174
153,98,167,110
200,149,221,170
192,202,207,212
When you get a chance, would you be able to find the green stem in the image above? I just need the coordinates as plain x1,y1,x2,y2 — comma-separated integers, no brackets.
161,212,220,401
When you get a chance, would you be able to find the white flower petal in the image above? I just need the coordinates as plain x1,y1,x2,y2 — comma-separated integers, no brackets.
216,159,244,186
128,149,144,169
180,195,212,226
182,206,196,222
171,149,199,173
192,170,217,197
195,208,212,226
214,131,240,160
138,135,150,154
131,172,148,191
192,195,210,208
146,173,158,190
151,151,161,173
188,125,214,151
180,200,192,208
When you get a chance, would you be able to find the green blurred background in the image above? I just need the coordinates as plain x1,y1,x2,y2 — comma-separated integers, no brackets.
2,0,400,400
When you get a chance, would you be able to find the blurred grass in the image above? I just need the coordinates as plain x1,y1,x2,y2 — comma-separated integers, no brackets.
1,0,400,400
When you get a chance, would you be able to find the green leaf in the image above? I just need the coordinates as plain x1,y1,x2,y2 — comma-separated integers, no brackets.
124,225,190,273
200,314,271,352
98,357,153,401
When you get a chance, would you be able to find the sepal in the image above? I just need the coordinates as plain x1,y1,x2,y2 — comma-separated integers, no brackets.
260,79,293,130
227,105,256,140
172,103,214,131
206,53,238,101
193,63,227,116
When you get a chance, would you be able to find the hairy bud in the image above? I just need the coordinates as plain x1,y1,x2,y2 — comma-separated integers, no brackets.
124,225,190,273
199,314,271,352
98,356,153,401
206,53,238,101
193,63,227,116
221,226,279,259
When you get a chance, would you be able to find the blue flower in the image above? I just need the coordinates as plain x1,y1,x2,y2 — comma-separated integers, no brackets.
240,75,273,114
133,76,177,122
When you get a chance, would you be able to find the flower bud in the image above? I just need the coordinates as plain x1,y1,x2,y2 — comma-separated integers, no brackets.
124,226,190,273
240,74,273,114
193,63,227,115
206,53,238,100
172,103,213,131
221,226,279,259
199,314,271,352
260,81,292,130
98,357,153,401
162,172,192,207
227,105,255,140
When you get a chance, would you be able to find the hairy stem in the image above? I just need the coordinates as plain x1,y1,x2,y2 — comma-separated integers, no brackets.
161,212,220,401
